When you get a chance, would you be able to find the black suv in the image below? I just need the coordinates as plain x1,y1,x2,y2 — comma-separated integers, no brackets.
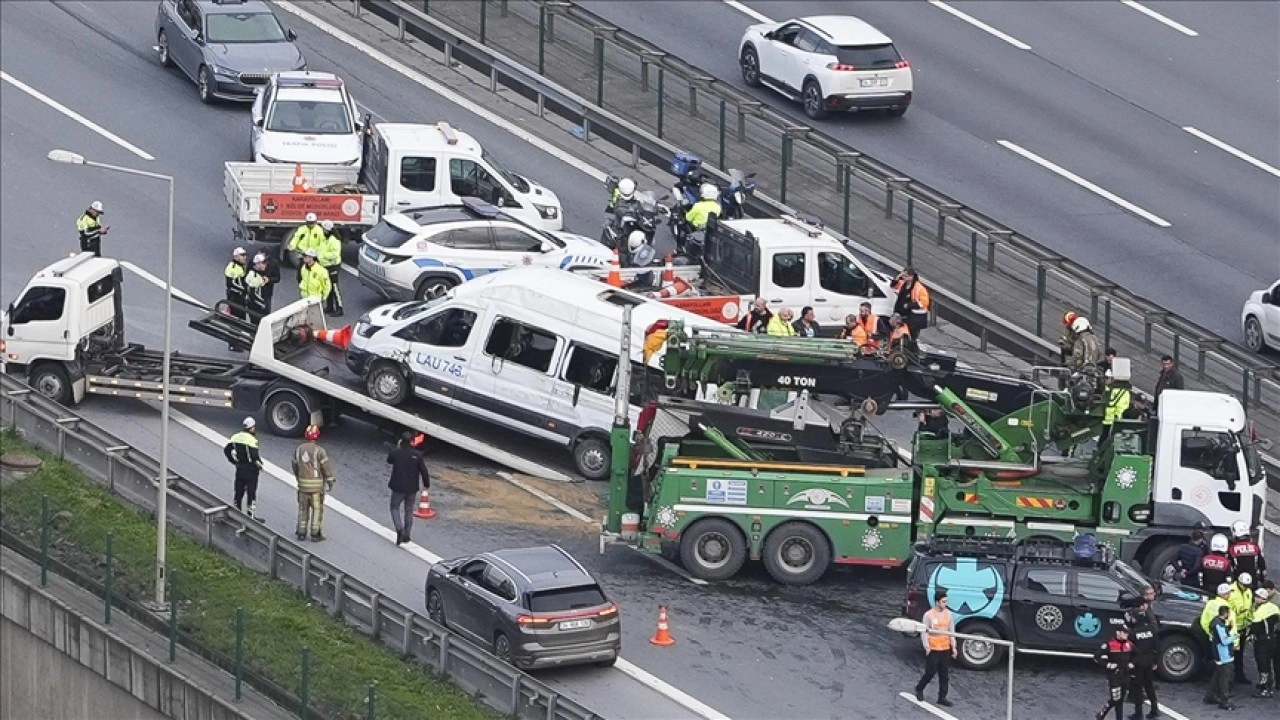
903,537,1209,682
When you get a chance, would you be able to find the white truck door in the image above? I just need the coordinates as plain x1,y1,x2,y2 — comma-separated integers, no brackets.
392,306,480,405
547,343,616,437
758,249,812,319
1157,425,1246,528
4,284,73,365
471,317,567,443
446,157,538,225
384,152,443,210
814,250,892,324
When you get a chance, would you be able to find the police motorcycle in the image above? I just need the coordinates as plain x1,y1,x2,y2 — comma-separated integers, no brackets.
668,183,723,260
601,175,670,251
668,151,757,221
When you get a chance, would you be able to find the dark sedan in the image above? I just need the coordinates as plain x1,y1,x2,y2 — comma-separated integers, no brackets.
155,0,305,103
425,545,621,669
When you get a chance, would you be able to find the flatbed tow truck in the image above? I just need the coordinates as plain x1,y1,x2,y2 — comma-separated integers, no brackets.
0,254,570,481
601,317,1267,585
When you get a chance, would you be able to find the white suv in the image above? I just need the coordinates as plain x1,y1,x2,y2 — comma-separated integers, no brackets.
739,15,912,120
1241,279,1280,353
250,71,363,165
358,198,613,301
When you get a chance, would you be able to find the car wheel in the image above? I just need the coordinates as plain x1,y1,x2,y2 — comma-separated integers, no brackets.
1157,633,1200,682
493,632,514,665
425,588,446,627
29,363,73,405
157,30,173,68
263,391,308,437
1142,541,1183,583
955,620,1006,670
595,654,618,669
366,363,409,406
573,436,610,481
762,522,831,586
679,517,747,581
416,277,455,301
197,66,213,104
740,46,761,88
1243,316,1266,352
802,79,827,120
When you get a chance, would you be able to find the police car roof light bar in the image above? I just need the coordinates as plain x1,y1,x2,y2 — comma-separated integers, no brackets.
276,75,343,89
436,122,459,145
460,196,501,218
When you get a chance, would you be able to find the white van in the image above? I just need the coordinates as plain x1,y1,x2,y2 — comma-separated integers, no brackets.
359,122,564,231
344,268,732,479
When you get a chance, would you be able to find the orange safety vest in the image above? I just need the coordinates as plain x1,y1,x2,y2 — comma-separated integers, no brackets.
926,608,953,651
890,323,911,345
894,278,931,312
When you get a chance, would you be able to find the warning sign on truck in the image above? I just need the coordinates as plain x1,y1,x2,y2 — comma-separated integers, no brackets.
260,193,363,222
661,296,746,324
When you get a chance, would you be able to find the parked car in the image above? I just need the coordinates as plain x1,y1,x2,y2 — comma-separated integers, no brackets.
424,545,621,669
738,15,912,119
155,0,305,103
903,537,1207,682
1241,279,1280,352
250,72,363,165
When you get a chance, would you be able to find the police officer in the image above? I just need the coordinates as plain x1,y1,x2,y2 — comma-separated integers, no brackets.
317,220,344,316
681,183,721,251
624,230,656,269
1252,588,1278,698
222,417,263,520
1198,533,1233,592
287,212,326,275
1095,624,1134,720
1126,593,1160,720
1228,520,1266,586
298,248,332,302
608,177,641,216
1228,573,1254,685
223,247,249,320
244,253,272,319
77,200,109,255
291,425,335,542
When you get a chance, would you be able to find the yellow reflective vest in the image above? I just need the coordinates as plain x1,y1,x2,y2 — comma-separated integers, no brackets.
1227,584,1253,631
766,315,796,337
1103,387,1131,426
288,224,326,253
299,262,332,300
684,199,721,230
317,233,342,268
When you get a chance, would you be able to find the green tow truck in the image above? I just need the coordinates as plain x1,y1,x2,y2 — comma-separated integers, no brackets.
601,320,1267,586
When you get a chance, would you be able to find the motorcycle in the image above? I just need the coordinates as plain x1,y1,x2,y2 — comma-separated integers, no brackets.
602,176,670,251
668,151,757,221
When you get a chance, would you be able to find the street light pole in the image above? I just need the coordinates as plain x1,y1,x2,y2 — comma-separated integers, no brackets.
47,149,176,611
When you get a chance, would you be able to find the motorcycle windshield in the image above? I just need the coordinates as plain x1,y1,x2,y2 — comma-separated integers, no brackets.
635,190,660,212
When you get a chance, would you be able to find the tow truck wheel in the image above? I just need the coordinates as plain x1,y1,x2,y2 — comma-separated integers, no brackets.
1156,633,1200,682
572,436,610,481
1143,542,1183,583
263,391,308,437
29,363,72,405
887,350,909,371
366,363,409,406
955,620,1006,670
762,522,831,586
679,518,747,581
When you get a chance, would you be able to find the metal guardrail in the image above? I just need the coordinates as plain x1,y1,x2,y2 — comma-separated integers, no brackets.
325,0,1279,447
0,374,603,720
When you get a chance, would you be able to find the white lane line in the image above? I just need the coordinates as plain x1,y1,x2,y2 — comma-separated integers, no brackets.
897,692,960,720
1183,126,1280,179
1,69,156,161
1119,1,1198,37
273,1,605,183
997,140,1172,227
927,1,1032,51
496,471,594,523
614,662,731,720
341,263,359,277
1265,518,1280,537
120,261,210,309
1145,700,1192,720
721,0,772,24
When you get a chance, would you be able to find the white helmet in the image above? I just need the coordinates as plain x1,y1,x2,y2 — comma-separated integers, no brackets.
1230,520,1249,539
1238,572,1252,586
242,417,256,430
617,178,636,200
232,246,247,257
320,220,334,232
700,183,719,201
1071,317,1091,333
304,248,319,259
1217,582,1232,596
627,230,646,252
252,253,268,265
90,200,104,212
305,212,318,223
1210,533,1229,554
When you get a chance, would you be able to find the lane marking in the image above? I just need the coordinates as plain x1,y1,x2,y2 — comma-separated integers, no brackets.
927,1,1032,51
629,545,709,586
721,0,772,24
1265,518,1280,537
120,261,210,309
1143,700,1191,720
613,662,730,720
897,692,960,720
495,470,594,523
1,69,156,161
997,140,1172,227
1119,1,1199,37
1183,126,1280,179
273,1,606,183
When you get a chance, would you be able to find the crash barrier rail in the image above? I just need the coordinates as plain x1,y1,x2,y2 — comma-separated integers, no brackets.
330,0,1280,446
0,373,604,720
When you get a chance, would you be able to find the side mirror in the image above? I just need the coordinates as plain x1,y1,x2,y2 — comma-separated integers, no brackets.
763,30,775,40
1262,292,1272,304
286,28,298,41
253,117,263,128
194,32,204,45
540,241,554,253
1118,591,1137,607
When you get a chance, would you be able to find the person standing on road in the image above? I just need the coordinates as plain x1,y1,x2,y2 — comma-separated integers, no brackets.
1174,529,1208,586
244,253,272,320
1205,604,1239,710
298,248,332,302
892,267,931,339
1228,520,1266,587
287,212,326,275
1251,588,1278,698
914,590,956,707
317,220,344,317
77,200,109,256
387,431,431,546
1094,624,1135,720
1199,534,1233,592
292,424,335,542
1153,356,1184,406
1228,573,1254,685
223,247,249,325
1126,593,1161,719
223,417,263,521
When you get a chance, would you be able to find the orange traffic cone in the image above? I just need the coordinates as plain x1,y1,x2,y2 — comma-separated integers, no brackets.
314,325,353,350
413,489,436,519
606,249,623,288
649,605,675,646
660,253,676,285
291,163,314,193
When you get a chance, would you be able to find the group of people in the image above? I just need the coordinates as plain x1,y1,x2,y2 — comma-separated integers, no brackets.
1093,587,1164,720
223,212,345,333
222,418,431,544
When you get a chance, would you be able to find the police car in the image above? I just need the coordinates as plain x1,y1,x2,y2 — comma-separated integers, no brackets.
249,72,363,165
903,537,1210,682
357,198,613,301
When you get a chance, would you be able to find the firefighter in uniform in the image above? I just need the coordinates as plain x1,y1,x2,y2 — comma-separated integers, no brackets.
291,425,335,542
1126,596,1160,719
1198,534,1233,592
1060,310,1081,363
1228,520,1266,587
298,248,332,301
1095,624,1135,720
1252,588,1279,697
287,212,326,277
222,417,263,520
317,220,344,316
1228,573,1254,685
77,201,109,255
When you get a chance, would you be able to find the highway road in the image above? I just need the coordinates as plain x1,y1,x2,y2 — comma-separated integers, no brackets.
1,2,1276,720
576,0,1280,341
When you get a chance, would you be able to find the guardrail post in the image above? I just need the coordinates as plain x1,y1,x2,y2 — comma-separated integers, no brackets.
352,0,360,19
104,532,114,624
234,607,245,701
537,5,547,75
842,165,852,236
987,230,1010,271
1035,265,1047,337
1242,369,1252,409
268,535,279,579
397,15,405,42
370,592,383,637
1172,334,1181,366
545,5,556,43
168,571,179,663
936,204,962,246
780,133,793,204
510,674,522,718
300,646,311,720
738,102,760,141
884,178,909,220
332,572,346,617
969,232,979,303
656,67,665,138
546,692,559,719
366,683,378,720
39,494,49,587
480,0,488,45
1102,298,1112,350
1196,342,1217,380
594,35,605,107
420,0,427,14
906,197,915,265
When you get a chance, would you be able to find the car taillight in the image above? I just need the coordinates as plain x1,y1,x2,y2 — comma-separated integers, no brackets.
895,60,910,69
906,589,925,614
516,614,556,629
597,604,618,618
827,63,857,71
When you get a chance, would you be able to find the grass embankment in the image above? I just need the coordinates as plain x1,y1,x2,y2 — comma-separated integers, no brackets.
0,431,496,720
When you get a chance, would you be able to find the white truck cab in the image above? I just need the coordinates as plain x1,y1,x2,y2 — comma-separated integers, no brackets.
250,72,363,166
360,122,564,231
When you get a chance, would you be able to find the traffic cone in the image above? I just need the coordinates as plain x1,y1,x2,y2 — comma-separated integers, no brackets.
314,325,352,350
649,605,675,646
606,249,623,288
413,489,436,519
660,253,676,285
292,163,308,193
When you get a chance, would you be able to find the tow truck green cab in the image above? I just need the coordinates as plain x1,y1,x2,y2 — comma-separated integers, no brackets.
601,320,1267,586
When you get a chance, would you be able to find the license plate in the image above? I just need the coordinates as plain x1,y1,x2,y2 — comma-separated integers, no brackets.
558,619,591,630
362,245,379,260
860,77,889,88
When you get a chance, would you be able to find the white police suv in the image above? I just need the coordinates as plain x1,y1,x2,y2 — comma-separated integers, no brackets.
250,72,363,165
358,198,613,301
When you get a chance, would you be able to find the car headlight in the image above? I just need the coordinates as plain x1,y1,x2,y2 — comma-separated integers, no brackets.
211,63,237,77
533,204,559,220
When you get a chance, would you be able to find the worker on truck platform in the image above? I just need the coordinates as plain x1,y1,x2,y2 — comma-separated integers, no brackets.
317,220,344,317
766,308,797,336
737,297,772,334
1067,316,1102,379
76,200,109,256
292,424,335,542
888,313,912,350
299,248,332,302
287,212,326,275
892,267,931,338
1060,310,1081,363
840,302,884,352
1098,369,1131,446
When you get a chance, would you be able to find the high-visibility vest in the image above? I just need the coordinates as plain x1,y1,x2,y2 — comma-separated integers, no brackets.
893,279,931,313
1103,388,1131,426
890,323,911,344
925,608,953,651
1228,585,1253,630
299,262,332,299
766,315,796,337
684,200,721,230
288,224,326,253
77,212,103,240
317,233,343,268
1200,597,1233,635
